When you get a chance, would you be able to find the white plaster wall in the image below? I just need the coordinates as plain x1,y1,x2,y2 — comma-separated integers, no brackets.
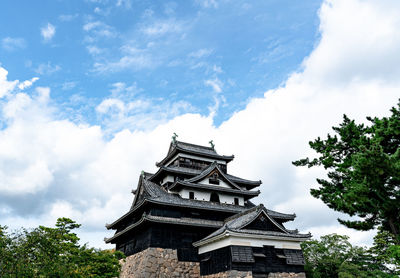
198,235,303,254
162,175,174,185
219,193,244,206
179,189,211,201
179,189,244,205
199,177,230,188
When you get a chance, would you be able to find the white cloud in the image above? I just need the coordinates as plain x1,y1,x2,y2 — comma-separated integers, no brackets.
1,0,400,249
196,0,219,9
41,23,56,42
116,0,132,9
96,98,125,114
141,19,185,36
17,77,39,90
92,52,154,73
61,81,77,90
35,62,61,75
1,37,26,51
188,48,214,59
83,21,117,43
95,96,194,133
0,68,18,98
86,45,103,55
205,78,223,93
109,82,142,96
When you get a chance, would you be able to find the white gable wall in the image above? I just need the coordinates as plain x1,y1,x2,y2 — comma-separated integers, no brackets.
162,175,174,185
198,177,231,188
198,235,304,254
178,189,244,205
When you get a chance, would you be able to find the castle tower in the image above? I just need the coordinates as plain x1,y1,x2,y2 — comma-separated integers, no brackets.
105,140,310,277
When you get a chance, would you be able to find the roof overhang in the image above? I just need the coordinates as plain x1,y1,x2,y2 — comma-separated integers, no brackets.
156,147,234,167
193,229,310,254
105,214,223,244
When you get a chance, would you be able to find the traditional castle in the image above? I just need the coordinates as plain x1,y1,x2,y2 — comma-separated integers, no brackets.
105,138,310,277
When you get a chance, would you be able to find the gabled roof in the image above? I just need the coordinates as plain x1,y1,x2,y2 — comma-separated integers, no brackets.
156,140,234,166
148,165,262,190
193,205,311,246
186,161,242,190
106,177,254,230
106,177,295,230
148,165,201,183
169,180,260,198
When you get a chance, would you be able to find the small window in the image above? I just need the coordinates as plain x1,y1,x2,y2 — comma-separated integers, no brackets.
234,198,239,205
189,191,195,199
209,172,220,185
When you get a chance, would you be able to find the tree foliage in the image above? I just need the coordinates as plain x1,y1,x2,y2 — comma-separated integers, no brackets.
301,233,398,278
0,218,124,277
293,101,400,242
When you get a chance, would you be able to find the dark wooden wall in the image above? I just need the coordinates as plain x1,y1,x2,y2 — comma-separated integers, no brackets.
199,245,305,276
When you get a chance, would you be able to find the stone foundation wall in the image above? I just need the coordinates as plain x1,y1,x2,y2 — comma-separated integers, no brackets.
120,248,200,278
119,247,306,278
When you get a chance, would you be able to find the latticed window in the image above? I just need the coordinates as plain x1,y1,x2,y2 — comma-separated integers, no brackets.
209,172,220,185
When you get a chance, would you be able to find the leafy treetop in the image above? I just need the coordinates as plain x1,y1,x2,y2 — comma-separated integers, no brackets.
293,101,400,243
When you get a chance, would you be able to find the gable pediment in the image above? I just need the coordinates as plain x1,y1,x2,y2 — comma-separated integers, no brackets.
241,209,287,233
188,163,242,190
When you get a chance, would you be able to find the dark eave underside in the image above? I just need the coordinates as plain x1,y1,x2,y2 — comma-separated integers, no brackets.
105,214,224,243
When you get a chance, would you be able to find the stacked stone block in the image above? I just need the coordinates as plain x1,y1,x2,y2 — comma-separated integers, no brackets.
119,248,306,278
120,248,199,278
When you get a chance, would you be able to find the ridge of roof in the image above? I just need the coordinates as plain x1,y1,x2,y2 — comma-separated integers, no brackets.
186,162,242,190
175,140,218,154
156,141,234,167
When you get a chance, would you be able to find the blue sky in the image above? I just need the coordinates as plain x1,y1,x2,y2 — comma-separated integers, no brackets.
1,0,400,249
1,0,321,129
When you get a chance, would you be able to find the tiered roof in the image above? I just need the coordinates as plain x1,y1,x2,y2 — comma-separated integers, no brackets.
105,175,296,241
167,162,260,199
156,141,235,167
105,140,303,248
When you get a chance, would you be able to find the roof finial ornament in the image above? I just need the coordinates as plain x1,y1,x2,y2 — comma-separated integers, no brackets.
209,140,215,150
141,170,145,178
172,132,178,144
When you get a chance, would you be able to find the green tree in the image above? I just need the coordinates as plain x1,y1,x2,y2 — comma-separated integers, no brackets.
369,228,400,274
293,101,400,242
0,218,124,277
301,234,395,278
